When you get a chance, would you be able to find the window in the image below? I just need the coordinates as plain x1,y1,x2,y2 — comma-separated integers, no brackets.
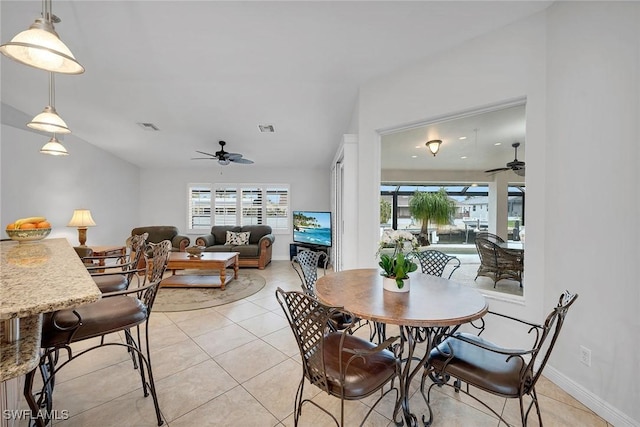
209,184,290,233
188,184,212,231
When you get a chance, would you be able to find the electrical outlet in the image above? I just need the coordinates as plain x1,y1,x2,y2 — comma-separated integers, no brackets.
580,346,591,367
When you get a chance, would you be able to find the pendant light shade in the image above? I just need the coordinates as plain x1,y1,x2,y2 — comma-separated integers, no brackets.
0,1,84,74
27,73,71,134
40,135,68,156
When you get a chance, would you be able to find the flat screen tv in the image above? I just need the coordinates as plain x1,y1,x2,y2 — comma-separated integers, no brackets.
293,211,332,247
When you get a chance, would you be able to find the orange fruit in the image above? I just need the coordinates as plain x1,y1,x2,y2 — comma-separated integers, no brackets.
36,221,51,229
6,223,15,230
19,223,36,230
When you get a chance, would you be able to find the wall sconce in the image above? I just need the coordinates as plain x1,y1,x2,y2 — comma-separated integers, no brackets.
426,139,442,156
67,209,96,246
0,0,84,74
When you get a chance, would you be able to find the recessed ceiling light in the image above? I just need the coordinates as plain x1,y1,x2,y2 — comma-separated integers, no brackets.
415,145,421,149
471,183,478,187
494,142,502,146
411,155,418,158
460,156,467,159
459,136,467,140
137,122,159,131
258,124,275,133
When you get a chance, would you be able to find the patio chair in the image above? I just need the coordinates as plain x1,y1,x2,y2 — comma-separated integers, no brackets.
425,291,578,426
24,240,172,427
412,249,461,279
275,288,403,427
474,237,523,287
475,232,505,244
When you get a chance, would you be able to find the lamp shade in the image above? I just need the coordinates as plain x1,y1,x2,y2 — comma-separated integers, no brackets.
28,105,70,134
40,135,68,156
426,139,442,156
67,209,96,227
0,18,84,74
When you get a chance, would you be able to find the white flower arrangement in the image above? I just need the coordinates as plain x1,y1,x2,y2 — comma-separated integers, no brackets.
378,230,419,252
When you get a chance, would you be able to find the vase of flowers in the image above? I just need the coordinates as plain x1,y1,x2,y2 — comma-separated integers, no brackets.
377,230,419,292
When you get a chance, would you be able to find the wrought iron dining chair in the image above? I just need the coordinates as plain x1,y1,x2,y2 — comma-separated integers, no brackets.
275,288,403,427
84,233,149,293
412,249,461,279
24,240,172,427
291,249,328,296
424,291,578,427
474,237,524,287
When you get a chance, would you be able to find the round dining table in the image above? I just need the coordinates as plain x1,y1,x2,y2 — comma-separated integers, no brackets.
315,268,488,427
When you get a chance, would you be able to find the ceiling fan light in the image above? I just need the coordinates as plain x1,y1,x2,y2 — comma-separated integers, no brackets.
218,158,230,166
27,105,71,133
40,135,68,156
0,17,84,74
426,139,442,156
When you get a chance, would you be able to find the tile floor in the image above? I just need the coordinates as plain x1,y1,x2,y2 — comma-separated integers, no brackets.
25,261,609,426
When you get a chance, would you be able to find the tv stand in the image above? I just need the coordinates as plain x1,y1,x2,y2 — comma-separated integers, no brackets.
289,243,330,267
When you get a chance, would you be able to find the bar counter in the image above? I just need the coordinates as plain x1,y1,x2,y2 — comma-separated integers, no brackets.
1,238,101,381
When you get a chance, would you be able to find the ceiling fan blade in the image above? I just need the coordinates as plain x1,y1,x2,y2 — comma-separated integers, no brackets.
191,157,216,160
195,150,216,157
484,167,509,173
226,152,243,160
230,157,254,164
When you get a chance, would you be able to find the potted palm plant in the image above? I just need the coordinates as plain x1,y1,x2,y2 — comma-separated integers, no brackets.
377,230,418,292
408,188,456,246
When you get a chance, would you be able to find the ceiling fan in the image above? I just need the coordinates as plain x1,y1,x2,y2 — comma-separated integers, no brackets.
192,141,254,165
485,142,525,177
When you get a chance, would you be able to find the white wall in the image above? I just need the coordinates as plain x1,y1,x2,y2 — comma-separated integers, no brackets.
351,4,639,425
1,124,140,246
138,166,331,261
544,2,639,424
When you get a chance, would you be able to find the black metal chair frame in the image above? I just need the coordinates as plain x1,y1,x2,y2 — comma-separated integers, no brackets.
276,288,403,427
412,250,461,279
291,249,328,296
24,240,172,427
424,291,578,426
475,237,524,287
83,233,149,289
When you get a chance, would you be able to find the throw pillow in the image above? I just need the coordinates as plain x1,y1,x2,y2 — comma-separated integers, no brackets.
226,231,250,245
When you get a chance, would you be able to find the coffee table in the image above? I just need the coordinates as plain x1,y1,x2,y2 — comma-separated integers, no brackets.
160,252,239,290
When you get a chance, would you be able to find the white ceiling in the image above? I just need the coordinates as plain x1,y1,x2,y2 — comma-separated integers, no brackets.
1,1,548,170
382,103,526,172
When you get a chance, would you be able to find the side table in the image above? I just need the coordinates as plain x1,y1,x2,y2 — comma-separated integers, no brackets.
88,245,126,271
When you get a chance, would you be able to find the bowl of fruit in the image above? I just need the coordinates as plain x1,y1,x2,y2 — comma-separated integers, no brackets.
5,217,51,243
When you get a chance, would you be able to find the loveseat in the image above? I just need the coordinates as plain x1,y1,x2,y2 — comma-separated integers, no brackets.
195,225,275,269
131,226,190,252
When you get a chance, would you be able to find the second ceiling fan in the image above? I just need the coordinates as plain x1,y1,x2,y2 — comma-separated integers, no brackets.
485,142,525,177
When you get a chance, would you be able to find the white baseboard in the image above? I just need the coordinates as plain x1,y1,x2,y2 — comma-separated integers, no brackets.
544,365,638,427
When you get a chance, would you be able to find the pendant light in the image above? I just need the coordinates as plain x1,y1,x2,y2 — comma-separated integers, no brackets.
40,134,68,156
28,72,70,134
0,0,84,74
426,139,442,156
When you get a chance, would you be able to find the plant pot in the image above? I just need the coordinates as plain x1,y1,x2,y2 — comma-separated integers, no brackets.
382,276,410,293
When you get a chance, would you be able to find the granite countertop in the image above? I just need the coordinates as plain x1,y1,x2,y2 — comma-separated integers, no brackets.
0,315,42,382
1,238,101,320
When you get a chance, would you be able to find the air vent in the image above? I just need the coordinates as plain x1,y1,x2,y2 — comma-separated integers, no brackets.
137,122,160,131
258,124,275,133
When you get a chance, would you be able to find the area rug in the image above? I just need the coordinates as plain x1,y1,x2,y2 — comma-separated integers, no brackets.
154,271,266,312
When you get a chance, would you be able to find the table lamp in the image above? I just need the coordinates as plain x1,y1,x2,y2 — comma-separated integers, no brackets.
67,209,96,246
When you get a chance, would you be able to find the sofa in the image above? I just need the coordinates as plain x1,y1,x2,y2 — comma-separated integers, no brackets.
131,226,190,252
195,225,275,269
